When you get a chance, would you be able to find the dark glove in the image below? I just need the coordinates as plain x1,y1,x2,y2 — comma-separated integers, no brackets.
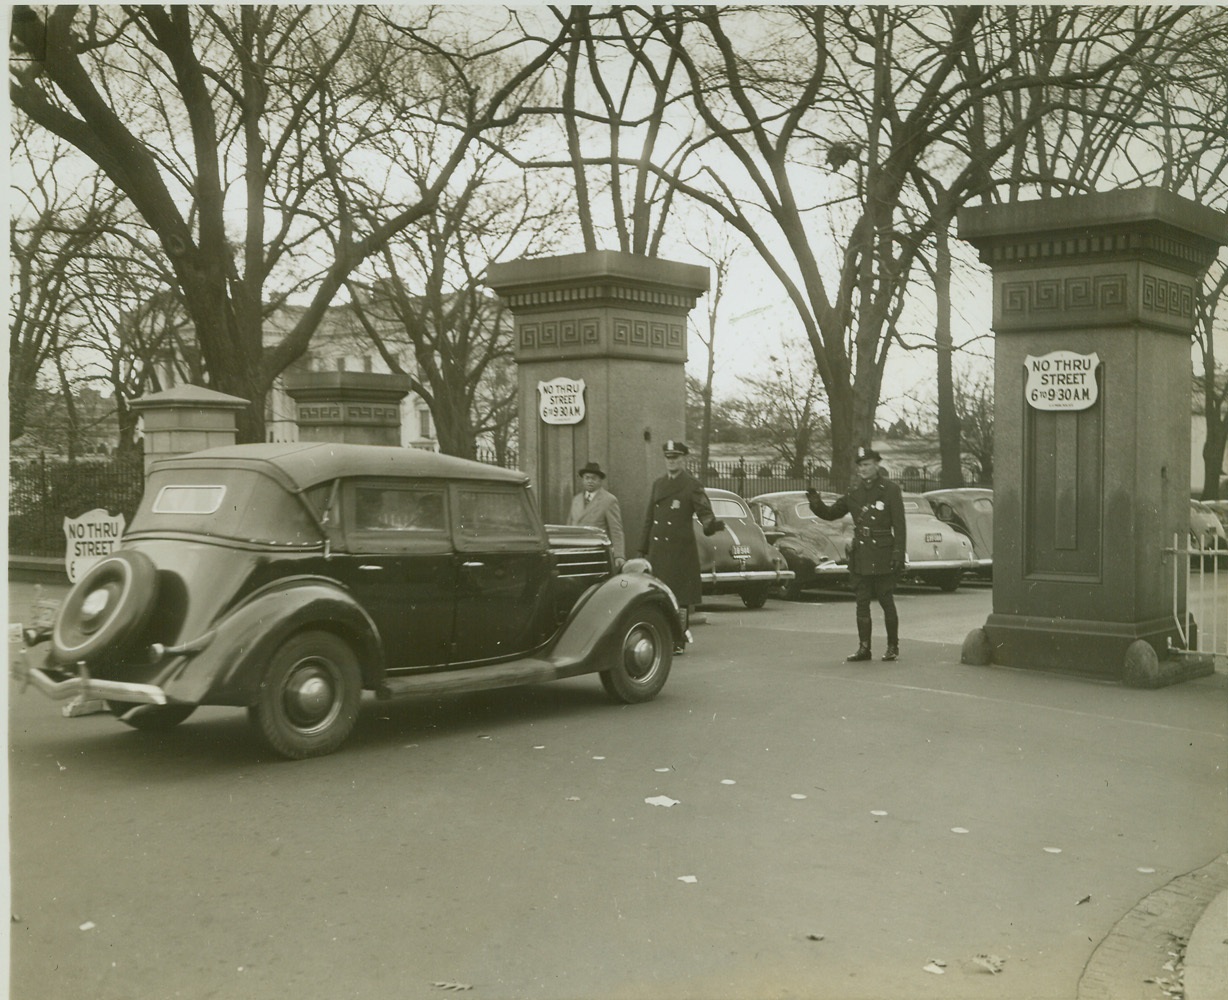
703,518,725,536
805,487,820,503
890,558,904,576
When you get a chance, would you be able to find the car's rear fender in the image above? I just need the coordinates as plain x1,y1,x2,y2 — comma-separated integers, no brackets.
548,571,682,664
161,578,383,706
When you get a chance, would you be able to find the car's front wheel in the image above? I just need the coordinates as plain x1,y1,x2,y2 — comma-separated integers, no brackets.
248,631,362,759
107,701,197,730
600,606,672,703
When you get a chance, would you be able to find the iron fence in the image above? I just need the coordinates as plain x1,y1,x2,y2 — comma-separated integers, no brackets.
8,455,146,557
694,458,955,498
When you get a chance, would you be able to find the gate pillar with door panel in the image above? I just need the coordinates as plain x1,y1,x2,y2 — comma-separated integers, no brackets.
486,251,709,549
958,188,1228,685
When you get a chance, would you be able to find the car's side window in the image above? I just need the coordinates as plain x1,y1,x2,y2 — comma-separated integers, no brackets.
756,503,777,529
454,487,540,548
356,486,446,532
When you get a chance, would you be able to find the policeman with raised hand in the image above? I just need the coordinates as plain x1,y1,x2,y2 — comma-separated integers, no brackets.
806,446,907,661
640,440,724,654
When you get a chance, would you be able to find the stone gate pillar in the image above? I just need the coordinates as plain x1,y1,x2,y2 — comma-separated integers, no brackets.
283,371,411,446
486,251,709,546
958,188,1228,684
131,384,249,475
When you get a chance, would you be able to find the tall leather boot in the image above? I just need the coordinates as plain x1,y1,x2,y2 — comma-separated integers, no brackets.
847,617,872,661
882,611,899,661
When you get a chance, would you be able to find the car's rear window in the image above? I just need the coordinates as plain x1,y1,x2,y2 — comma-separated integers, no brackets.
152,485,226,514
709,497,748,519
130,468,321,545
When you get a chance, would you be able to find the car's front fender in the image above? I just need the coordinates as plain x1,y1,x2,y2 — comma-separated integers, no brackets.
159,578,383,706
549,569,682,664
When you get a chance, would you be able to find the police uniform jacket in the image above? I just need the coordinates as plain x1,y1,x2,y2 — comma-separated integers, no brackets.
567,486,625,561
639,469,719,606
809,470,906,577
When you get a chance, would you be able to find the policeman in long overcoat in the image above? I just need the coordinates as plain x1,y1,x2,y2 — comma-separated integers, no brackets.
639,440,723,652
807,446,907,661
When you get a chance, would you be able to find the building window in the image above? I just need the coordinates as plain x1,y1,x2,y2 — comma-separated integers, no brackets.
335,357,346,372
363,355,373,373
419,409,432,440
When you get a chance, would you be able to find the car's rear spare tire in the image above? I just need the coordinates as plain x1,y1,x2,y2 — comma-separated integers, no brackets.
599,605,672,703
248,631,362,759
52,550,159,664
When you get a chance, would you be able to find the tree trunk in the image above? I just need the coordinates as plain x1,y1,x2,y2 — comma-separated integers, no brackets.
1203,418,1227,500
934,223,962,487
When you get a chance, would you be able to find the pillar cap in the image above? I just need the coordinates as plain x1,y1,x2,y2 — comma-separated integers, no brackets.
130,384,249,411
959,187,1228,273
487,250,709,296
283,371,412,402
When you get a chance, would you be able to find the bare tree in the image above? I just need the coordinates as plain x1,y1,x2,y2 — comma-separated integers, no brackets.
684,222,743,476
563,6,1191,477
341,106,569,458
8,120,123,445
10,5,575,441
730,344,829,478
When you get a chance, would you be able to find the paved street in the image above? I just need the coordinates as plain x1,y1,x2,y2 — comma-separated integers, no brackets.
7,579,1227,1000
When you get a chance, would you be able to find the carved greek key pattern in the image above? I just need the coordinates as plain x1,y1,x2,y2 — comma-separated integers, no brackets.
1002,274,1128,317
298,404,343,422
1141,274,1195,318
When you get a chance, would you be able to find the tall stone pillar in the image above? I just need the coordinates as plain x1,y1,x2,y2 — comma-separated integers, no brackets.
486,251,709,547
958,188,1228,684
131,384,249,475
283,371,411,446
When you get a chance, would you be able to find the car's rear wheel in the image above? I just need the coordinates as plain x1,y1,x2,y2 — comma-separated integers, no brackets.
52,550,159,664
107,701,196,730
600,606,672,703
248,631,362,759
740,583,770,609
933,570,962,592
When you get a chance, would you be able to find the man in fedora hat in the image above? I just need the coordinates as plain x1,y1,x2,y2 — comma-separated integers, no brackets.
807,445,906,662
569,461,625,569
639,440,724,653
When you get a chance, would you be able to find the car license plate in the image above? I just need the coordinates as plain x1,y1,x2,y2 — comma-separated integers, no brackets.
731,545,751,558
925,532,942,543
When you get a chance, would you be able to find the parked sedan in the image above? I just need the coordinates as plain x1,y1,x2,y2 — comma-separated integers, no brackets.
694,487,794,608
751,490,978,595
1190,499,1228,567
14,442,683,759
924,487,994,578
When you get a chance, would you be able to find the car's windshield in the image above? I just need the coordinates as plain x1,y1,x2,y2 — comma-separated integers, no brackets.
130,467,322,545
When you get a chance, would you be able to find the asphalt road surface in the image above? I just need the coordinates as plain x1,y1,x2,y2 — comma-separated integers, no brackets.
7,580,1227,1000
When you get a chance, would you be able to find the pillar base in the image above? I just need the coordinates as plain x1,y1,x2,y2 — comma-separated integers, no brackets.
970,612,1206,683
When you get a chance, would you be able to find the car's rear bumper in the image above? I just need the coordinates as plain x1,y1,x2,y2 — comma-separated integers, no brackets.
701,568,795,585
12,651,168,706
909,559,979,572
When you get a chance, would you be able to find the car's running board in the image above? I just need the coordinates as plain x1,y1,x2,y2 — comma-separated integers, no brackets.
376,656,592,700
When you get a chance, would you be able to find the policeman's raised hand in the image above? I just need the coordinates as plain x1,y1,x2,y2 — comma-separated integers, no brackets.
703,518,725,536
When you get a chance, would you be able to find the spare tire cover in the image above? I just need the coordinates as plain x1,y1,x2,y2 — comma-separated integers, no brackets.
51,550,159,665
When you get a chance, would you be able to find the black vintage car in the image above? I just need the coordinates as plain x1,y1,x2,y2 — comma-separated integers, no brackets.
15,443,683,758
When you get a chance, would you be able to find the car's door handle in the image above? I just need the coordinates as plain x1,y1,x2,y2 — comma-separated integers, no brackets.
462,561,485,568
358,565,384,571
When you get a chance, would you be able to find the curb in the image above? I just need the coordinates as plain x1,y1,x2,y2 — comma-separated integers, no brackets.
1078,853,1228,1000
1185,887,1228,1000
